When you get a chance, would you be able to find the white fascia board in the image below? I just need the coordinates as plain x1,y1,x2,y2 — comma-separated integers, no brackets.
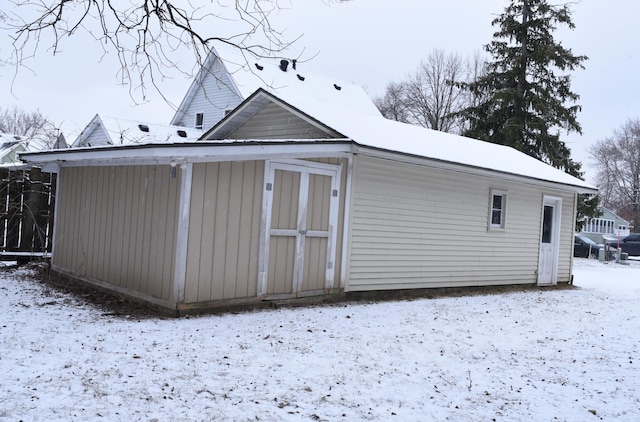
20,141,353,167
353,144,598,195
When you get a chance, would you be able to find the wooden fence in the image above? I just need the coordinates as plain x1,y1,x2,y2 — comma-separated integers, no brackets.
0,167,56,262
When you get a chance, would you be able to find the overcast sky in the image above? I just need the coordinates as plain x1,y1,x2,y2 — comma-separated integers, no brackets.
1,0,639,183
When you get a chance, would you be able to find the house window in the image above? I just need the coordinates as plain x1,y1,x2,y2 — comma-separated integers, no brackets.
489,190,507,230
195,112,204,130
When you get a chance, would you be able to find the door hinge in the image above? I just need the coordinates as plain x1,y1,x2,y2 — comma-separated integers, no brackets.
332,189,338,197
266,182,272,191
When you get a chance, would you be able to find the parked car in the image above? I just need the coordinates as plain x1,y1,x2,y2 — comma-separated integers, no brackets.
574,234,608,258
606,234,640,257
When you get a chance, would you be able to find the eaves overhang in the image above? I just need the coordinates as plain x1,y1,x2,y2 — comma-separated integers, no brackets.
18,140,353,169
20,138,598,195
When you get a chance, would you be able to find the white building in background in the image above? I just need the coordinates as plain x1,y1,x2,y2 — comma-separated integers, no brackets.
0,133,29,166
581,207,630,243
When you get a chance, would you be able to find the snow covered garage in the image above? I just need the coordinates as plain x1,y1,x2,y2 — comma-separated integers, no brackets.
21,88,596,313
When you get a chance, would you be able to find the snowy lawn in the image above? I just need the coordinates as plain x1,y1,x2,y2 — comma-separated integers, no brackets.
1,259,639,421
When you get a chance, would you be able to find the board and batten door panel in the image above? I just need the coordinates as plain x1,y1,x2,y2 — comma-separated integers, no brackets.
183,161,264,303
267,169,300,295
300,172,332,292
260,160,341,298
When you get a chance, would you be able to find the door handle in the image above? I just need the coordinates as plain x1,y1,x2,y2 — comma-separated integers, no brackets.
299,230,307,235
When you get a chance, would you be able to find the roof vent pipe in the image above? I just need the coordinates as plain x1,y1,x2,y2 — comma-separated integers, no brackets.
279,59,289,72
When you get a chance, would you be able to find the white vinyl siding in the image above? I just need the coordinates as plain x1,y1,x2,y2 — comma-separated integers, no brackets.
172,57,242,128
77,125,111,147
346,156,575,291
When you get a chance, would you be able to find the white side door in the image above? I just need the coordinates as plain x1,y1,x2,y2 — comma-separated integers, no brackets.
538,196,562,285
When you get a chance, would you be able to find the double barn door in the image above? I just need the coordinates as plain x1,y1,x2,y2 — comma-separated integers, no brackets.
259,160,341,298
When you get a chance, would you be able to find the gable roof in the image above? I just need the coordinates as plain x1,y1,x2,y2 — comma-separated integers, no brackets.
73,114,202,147
204,89,597,193
53,133,68,149
170,47,380,126
23,87,597,194
599,207,630,225
0,133,24,151
0,132,29,165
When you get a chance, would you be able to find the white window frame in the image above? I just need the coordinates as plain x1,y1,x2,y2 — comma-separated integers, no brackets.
489,189,507,230
195,112,204,130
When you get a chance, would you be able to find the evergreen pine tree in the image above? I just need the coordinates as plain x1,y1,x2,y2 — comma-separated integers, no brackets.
460,0,599,226
462,0,585,168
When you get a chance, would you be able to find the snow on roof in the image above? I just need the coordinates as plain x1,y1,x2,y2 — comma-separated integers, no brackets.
301,96,595,191
214,48,381,117
25,49,596,193
0,132,23,151
73,115,202,147
207,89,596,192
170,47,380,127
0,132,35,168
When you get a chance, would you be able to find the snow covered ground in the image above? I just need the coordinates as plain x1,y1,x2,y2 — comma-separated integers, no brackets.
1,259,639,421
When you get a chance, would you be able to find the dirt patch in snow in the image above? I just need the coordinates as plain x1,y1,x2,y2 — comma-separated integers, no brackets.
1,262,168,320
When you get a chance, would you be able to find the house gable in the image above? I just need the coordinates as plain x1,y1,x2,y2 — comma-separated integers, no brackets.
0,134,28,165
600,207,630,226
73,115,201,147
227,101,341,140
73,115,111,147
202,89,345,141
170,54,243,129
170,47,380,131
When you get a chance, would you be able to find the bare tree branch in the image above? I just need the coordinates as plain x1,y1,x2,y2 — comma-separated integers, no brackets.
1,0,322,103
375,49,486,135
0,106,60,149
403,50,468,132
589,118,640,229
